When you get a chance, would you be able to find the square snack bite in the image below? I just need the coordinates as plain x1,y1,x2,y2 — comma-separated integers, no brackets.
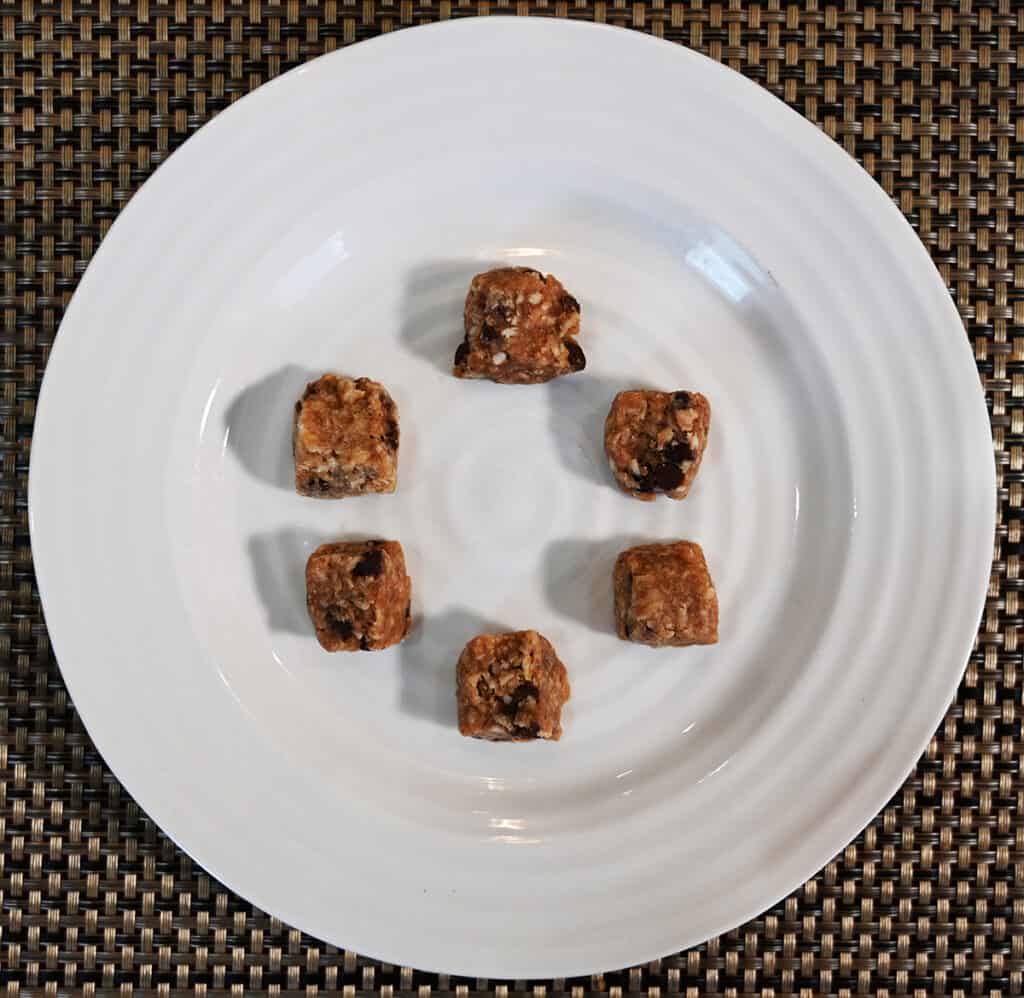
456,630,571,740
294,374,399,498
305,540,412,651
613,541,719,647
453,267,586,384
604,389,710,501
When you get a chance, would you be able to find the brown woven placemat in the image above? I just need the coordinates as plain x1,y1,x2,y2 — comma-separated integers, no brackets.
0,1,1015,994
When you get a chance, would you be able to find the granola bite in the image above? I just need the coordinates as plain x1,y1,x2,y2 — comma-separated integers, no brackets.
305,540,412,652
294,374,399,498
456,630,571,741
453,267,586,385
604,389,710,501
613,541,719,647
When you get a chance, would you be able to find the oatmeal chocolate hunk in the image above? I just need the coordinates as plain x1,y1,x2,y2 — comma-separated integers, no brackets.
294,374,399,498
604,389,710,501
305,540,412,652
456,630,571,741
453,267,586,384
614,541,719,647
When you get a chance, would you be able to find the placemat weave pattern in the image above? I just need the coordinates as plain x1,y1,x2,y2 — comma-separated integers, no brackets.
0,2,1014,994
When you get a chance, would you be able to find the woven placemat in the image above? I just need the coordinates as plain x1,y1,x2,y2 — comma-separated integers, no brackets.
0,1,1015,994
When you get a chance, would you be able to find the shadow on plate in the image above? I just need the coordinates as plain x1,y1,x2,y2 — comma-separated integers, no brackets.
397,259,485,375
541,535,646,634
398,606,514,728
248,528,372,637
544,373,634,491
224,365,320,490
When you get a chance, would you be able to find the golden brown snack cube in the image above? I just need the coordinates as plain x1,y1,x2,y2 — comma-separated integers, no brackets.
305,540,412,652
604,389,710,501
294,374,398,498
453,267,586,385
613,541,719,647
456,630,571,741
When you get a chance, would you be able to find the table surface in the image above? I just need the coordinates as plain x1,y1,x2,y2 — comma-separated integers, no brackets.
1,2,1015,994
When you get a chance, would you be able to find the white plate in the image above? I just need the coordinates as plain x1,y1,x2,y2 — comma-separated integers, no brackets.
29,18,994,979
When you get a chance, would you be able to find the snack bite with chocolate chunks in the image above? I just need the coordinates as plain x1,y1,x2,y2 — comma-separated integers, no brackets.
453,267,586,384
456,630,571,741
294,374,399,498
604,389,710,501
305,540,412,652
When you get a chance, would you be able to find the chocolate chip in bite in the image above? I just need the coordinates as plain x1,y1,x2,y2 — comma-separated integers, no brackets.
352,549,384,578
514,722,542,738
652,463,684,491
560,293,580,313
566,340,586,372
327,615,354,639
663,438,693,463
454,341,469,367
359,635,372,651
672,391,692,409
502,682,540,716
481,323,503,345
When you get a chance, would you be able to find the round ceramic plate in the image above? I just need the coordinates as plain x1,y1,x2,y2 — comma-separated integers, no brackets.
29,17,994,979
